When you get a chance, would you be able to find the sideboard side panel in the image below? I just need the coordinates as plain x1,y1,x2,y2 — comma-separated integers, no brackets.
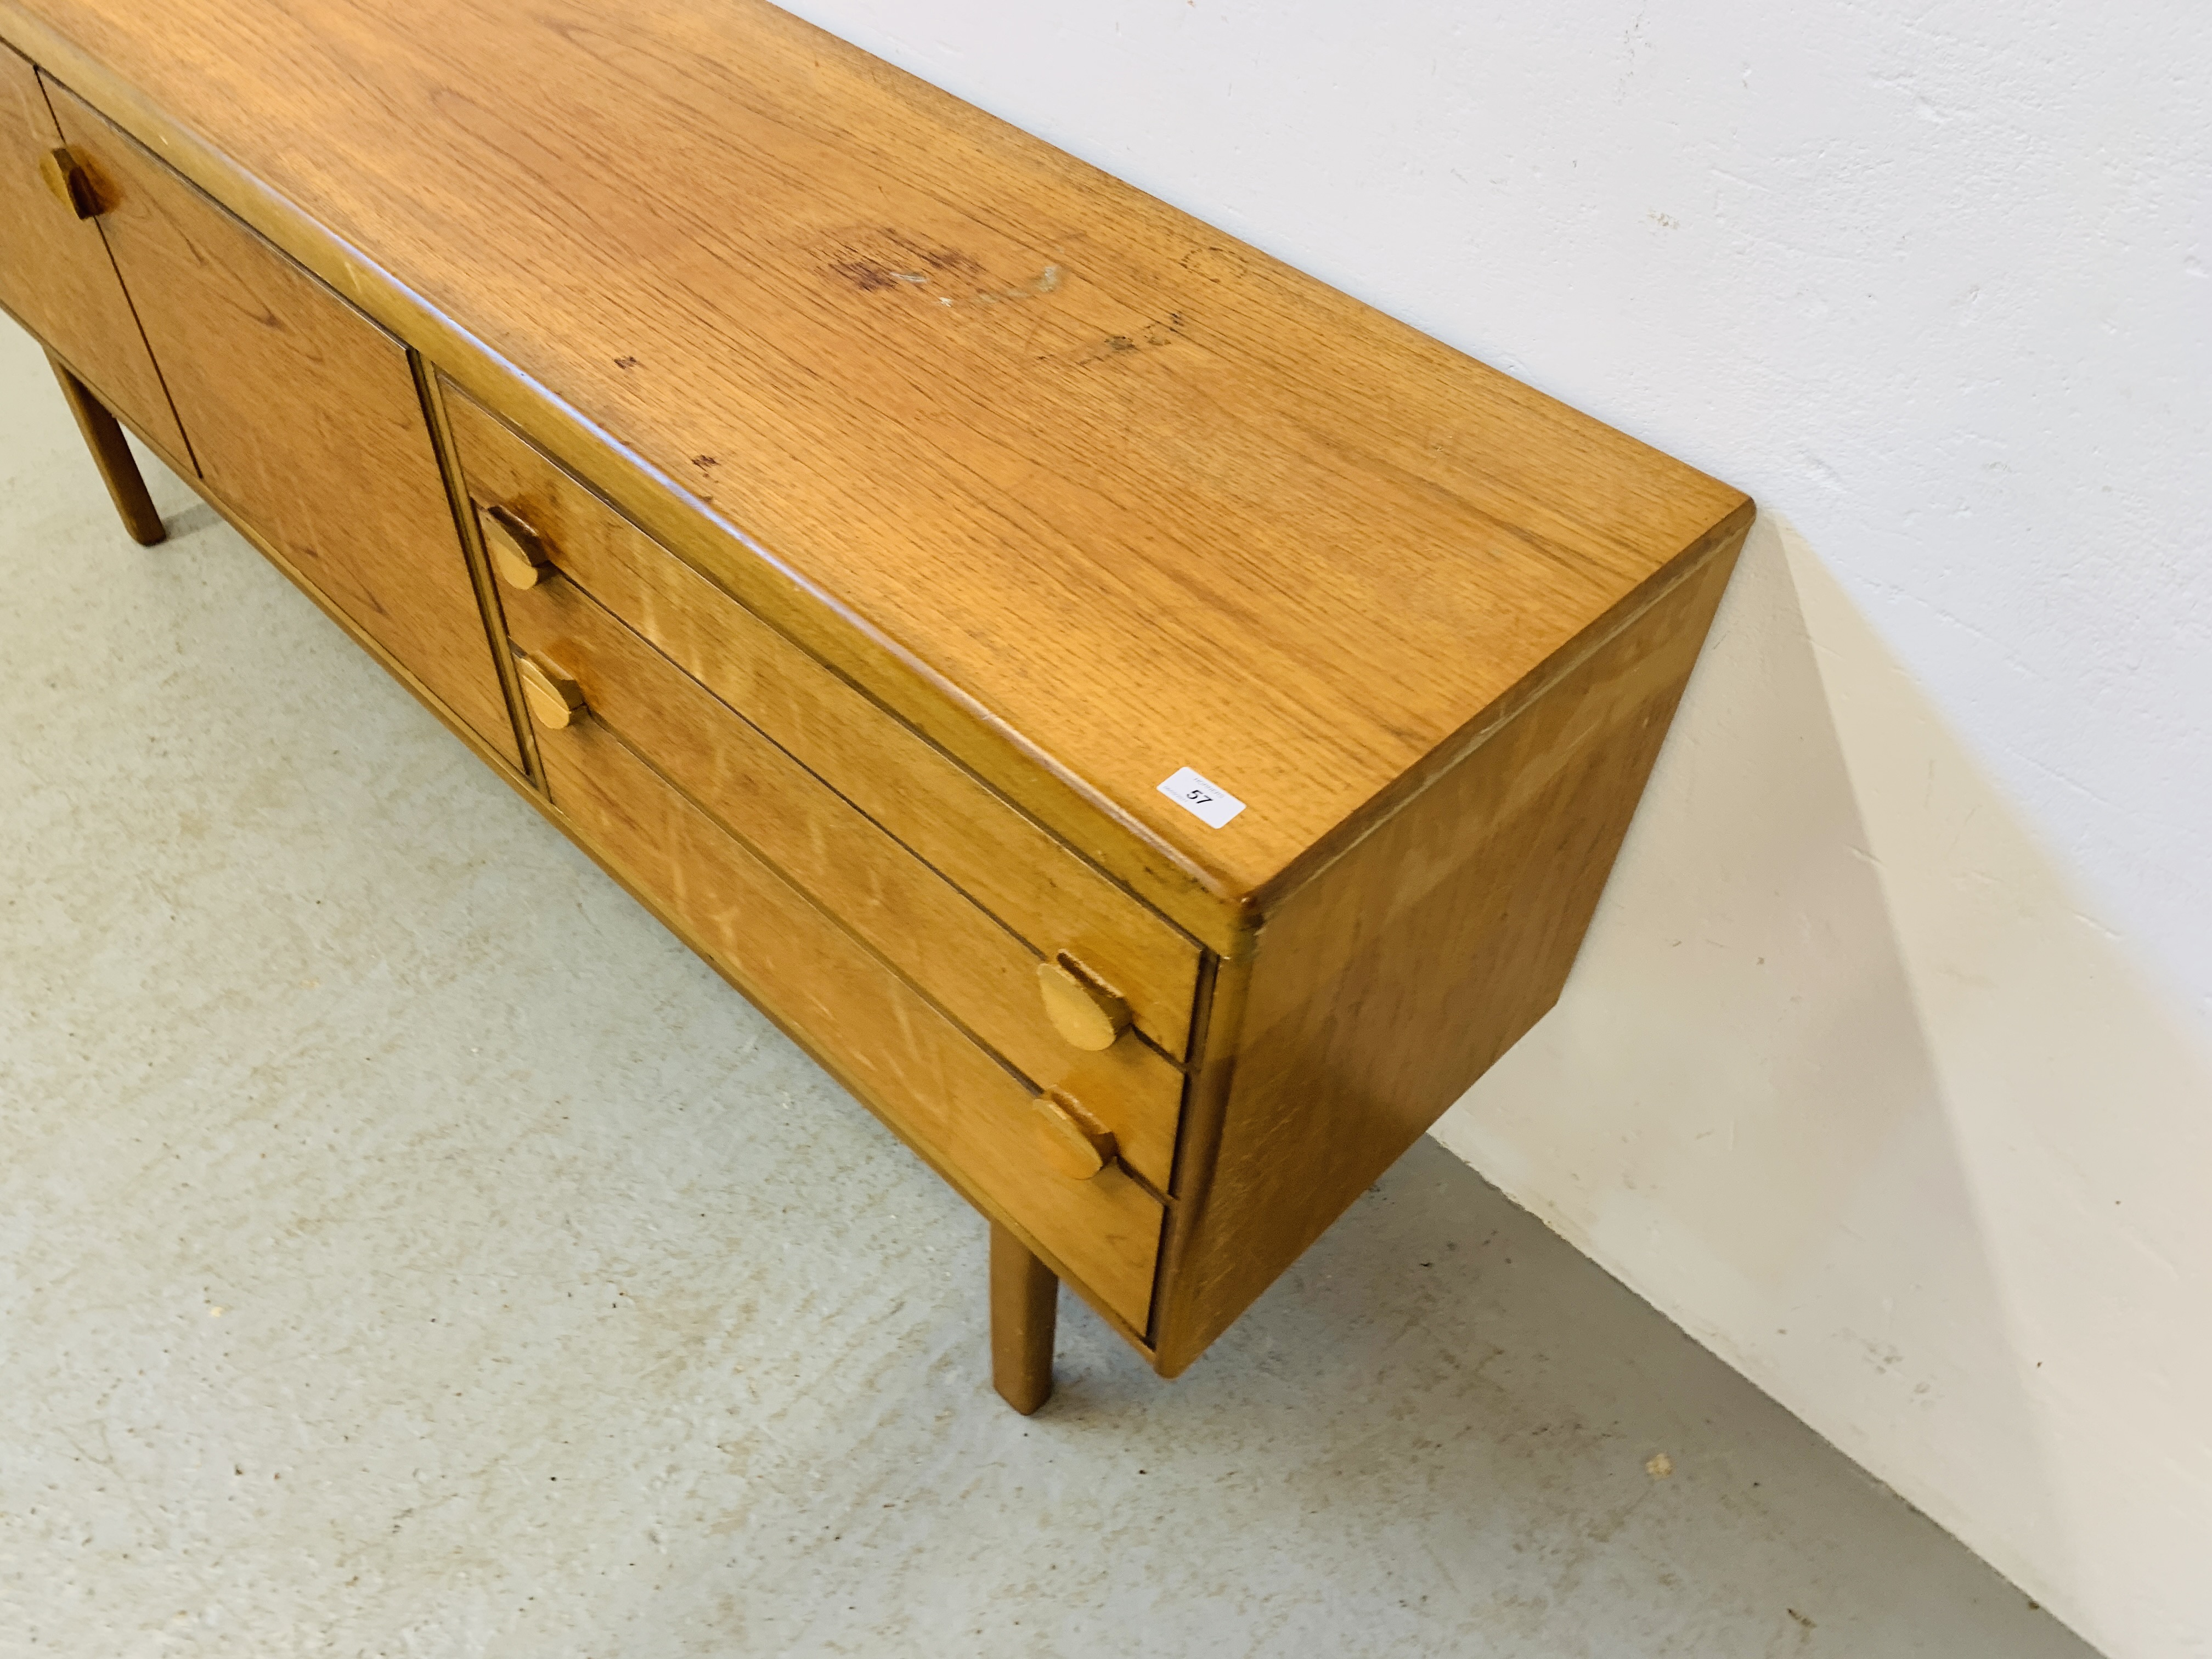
1153,534,1746,1374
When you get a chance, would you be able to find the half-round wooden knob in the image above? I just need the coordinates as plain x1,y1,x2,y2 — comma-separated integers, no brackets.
515,651,586,729
1036,955,1131,1052
1031,1090,1116,1181
38,146,99,220
482,503,554,589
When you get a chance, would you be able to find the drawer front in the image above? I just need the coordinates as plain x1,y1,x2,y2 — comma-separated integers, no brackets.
46,87,522,773
540,708,1163,1331
505,571,1184,1191
442,381,1200,1058
0,53,189,466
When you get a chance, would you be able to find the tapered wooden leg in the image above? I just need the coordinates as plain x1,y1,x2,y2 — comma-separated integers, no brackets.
47,352,166,546
989,1220,1058,1414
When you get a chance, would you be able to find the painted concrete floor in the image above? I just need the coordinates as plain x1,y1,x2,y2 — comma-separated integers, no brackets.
0,315,2100,1658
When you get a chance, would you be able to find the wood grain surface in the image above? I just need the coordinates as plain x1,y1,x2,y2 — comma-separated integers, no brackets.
0,2,1763,1386
1151,538,1745,1372
0,42,188,466
989,1221,1059,1415
503,567,1187,1192
117,415,544,789
47,81,522,770
443,381,1206,1042
2,0,1750,916
45,348,164,543
537,708,1166,1332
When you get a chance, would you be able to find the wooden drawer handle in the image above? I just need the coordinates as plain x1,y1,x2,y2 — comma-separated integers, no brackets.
38,146,100,219
515,650,586,729
481,502,555,589
1037,954,1131,1051
1031,1090,1116,1181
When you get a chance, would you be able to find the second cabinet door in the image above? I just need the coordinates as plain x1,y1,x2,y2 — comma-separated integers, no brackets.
46,81,522,771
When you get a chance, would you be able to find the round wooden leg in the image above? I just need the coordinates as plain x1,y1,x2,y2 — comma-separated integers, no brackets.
989,1220,1058,1414
48,352,166,546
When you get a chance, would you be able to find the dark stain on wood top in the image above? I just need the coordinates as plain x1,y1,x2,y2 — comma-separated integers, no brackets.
3,0,1750,907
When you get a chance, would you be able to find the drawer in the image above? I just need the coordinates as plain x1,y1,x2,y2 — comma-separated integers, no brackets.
504,572,1185,1191
538,706,1164,1332
441,380,1201,1058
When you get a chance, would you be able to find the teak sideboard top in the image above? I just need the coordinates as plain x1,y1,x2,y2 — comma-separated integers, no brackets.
1,0,1747,947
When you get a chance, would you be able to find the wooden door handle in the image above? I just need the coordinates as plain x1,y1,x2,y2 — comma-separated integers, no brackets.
1031,1090,1116,1181
481,502,555,589
515,650,586,729
1036,954,1131,1051
38,146,100,219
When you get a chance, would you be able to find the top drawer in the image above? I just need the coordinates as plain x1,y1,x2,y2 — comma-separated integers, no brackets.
441,379,1202,1059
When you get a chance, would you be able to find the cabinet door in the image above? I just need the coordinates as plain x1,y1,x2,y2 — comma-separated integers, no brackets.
0,48,190,466
45,82,522,771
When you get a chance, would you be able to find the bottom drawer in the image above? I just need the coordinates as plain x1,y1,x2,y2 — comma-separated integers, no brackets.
538,714,1164,1333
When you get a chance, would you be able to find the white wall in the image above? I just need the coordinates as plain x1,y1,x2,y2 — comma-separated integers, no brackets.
770,4,2212,1655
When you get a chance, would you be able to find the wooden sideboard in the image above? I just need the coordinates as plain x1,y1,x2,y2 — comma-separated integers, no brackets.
0,0,1751,1411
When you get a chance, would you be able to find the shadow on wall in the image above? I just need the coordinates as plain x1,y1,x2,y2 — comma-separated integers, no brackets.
1433,514,2212,1659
